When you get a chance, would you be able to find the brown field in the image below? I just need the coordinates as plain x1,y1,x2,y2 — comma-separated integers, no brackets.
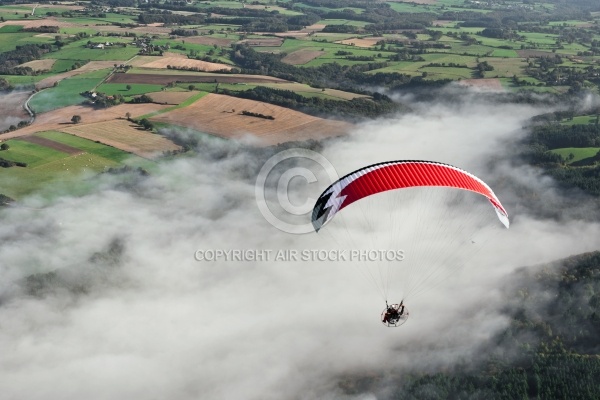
140,57,233,71
1,103,170,140
60,119,181,158
457,78,504,91
36,61,119,89
269,24,324,38
239,38,284,47
19,59,56,71
183,36,234,47
29,3,84,10
336,37,384,47
107,73,287,85
150,93,352,145
261,83,369,100
281,50,325,65
126,55,164,67
0,90,31,131
304,24,325,31
144,91,198,105
17,135,83,155
274,32,309,38
0,18,79,29
432,20,455,27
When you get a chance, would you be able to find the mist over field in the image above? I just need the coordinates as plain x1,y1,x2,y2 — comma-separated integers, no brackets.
0,90,31,131
1,91,599,399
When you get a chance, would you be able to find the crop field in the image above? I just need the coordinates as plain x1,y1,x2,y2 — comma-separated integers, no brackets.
36,62,119,89
0,131,133,198
43,43,139,61
29,69,111,113
140,57,233,71
336,37,384,48
365,61,423,76
59,119,181,158
560,116,600,126
387,2,433,13
51,59,86,73
476,36,523,49
550,147,600,164
480,57,526,78
137,91,208,119
107,73,286,85
421,66,475,79
240,37,284,47
144,91,198,105
2,103,171,140
554,43,591,56
0,25,24,32
0,31,54,53
178,36,235,47
516,49,558,58
243,4,301,15
0,138,68,168
0,74,43,85
150,93,352,145
457,78,504,91
423,53,479,66
0,11,31,20
490,49,519,57
281,49,325,65
18,58,56,71
94,83,164,97
190,81,368,101
318,19,368,27
262,83,369,101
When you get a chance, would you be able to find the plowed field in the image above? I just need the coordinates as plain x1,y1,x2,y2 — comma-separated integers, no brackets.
150,93,352,145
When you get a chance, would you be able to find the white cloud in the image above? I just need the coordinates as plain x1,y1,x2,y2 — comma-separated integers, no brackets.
1,92,598,399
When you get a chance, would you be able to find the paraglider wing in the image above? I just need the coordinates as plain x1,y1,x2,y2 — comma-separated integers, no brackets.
311,160,509,232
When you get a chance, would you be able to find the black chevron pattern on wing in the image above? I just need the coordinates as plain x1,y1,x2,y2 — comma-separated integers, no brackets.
311,190,335,232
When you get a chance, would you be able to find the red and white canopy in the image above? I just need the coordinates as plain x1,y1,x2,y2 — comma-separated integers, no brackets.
311,160,509,232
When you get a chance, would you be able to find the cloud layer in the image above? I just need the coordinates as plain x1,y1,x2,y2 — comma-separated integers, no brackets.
1,92,599,399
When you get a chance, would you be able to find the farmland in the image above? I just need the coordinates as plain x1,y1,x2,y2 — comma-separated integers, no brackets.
0,131,136,198
150,93,352,145
29,69,111,113
0,0,598,196
2,2,600,399
550,147,600,164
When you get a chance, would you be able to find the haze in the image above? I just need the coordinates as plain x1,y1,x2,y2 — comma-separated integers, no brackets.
1,92,599,399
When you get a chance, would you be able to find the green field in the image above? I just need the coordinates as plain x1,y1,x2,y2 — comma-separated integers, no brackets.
481,57,526,77
56,13,137,25
51,59,87,73
490,49,519,58
0,131,136,198
550,147,600,163
140,90,209,119
29,69,112,113
318,19,369,27
0,74,45,85
0,25,23,33
95,83,164,97
0,31,55,53
43,40,139,61
387,2,433,13
560,115,600,126
37,131,132,162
